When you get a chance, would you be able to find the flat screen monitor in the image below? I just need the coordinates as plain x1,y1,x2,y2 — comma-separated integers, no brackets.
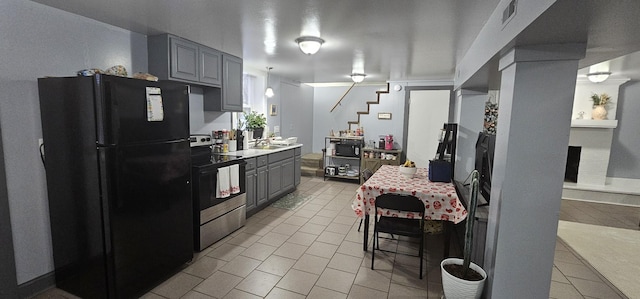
475,132,496,203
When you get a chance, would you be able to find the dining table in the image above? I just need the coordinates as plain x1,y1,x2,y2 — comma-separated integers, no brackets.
352,165,468,251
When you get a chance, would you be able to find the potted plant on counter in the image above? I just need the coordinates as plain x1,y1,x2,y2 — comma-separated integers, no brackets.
244,111,266,139
441,169,487,299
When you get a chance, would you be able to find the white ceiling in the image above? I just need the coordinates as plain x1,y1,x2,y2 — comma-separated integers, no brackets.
30,0,640,85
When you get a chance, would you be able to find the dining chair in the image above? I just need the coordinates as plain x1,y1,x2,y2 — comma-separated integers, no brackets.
371,193,425,279
357,169,374,232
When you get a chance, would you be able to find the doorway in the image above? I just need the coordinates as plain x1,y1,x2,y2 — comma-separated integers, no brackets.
405,89,451,168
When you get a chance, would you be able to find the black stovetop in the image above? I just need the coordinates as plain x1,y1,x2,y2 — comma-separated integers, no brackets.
191,145,243,168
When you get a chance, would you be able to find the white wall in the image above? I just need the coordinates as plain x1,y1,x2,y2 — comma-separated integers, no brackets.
453,90,488,181
609,80,640,179
0,0,148,284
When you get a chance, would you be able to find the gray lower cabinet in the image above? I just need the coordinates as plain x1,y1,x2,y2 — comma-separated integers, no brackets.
294,148,301,186
256,166,268,206
245,158,257,212
282,158,295,192
245,156,269,216
268,162,283,199
245,168,256,212
245,149,300,216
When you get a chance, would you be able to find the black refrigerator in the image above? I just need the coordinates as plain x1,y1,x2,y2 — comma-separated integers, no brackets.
38,75,193,298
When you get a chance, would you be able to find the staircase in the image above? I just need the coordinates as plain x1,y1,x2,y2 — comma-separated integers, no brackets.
347,83,390,130
301,153,324,177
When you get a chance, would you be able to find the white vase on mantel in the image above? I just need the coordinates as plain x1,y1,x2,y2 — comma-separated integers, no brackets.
592,105,608,120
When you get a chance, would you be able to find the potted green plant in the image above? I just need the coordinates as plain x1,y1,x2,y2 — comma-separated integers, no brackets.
441,170,487,299
590,93,611,120
244,111,266,139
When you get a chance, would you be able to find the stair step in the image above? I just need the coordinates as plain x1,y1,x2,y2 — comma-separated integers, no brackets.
301,166,324,177
301,153,322,166
357,111,368,115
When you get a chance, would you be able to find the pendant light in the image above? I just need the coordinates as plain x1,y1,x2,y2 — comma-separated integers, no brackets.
265,67,274,98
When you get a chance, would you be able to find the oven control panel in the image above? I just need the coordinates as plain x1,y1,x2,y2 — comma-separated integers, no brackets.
190,134,213,147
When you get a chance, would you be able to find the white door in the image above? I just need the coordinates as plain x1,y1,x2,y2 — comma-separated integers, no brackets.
406,90,450,168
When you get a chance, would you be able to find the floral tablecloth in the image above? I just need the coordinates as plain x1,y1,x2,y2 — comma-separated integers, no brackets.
353,165,467,224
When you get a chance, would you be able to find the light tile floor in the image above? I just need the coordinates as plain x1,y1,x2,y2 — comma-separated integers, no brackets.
34,177,638,299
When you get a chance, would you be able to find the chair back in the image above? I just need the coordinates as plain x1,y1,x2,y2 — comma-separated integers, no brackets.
375,194,424,216
362,168,374,181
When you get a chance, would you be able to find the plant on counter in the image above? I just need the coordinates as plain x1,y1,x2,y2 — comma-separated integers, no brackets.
441,169,487,299
244,111,266,130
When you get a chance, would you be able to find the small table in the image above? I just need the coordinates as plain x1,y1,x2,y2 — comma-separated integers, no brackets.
352,165,467,251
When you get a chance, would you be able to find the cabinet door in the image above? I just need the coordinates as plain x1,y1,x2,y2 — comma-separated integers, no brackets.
170,37,199,82
245,169,256,212
200,47,221,87
221,54,243,112
294,155,301,186
256,166,268,206
362,158,382,173
268,162,283,199
281,158,295,192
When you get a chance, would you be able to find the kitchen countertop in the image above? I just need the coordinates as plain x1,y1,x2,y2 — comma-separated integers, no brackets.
224,143,302,159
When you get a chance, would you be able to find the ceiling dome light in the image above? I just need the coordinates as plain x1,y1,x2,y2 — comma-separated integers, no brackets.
295,36,325,55
265,67,274,98
586,71,612,83
351,73,367,83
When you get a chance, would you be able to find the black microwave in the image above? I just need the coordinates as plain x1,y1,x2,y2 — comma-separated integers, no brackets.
335,143,360,157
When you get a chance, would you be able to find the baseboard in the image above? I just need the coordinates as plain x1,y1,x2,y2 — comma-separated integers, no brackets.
18,271,55,299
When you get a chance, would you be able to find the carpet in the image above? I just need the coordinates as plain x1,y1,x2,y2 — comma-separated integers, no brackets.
271,193,313,210
557,220,640,298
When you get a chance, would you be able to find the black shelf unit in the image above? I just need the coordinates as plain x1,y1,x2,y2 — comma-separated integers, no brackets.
323,136,363,183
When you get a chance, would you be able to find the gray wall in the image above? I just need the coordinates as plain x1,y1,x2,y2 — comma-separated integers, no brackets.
279,80,314,155
312,84,405,152
0,0,148,285
608,81,640,179
189,86,232,134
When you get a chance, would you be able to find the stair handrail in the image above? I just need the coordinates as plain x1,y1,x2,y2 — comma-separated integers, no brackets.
330,82,357,112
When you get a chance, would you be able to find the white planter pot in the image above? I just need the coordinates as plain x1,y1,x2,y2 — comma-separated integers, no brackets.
441,258,487,299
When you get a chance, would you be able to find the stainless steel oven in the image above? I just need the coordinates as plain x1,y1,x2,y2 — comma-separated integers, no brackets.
190,135,246,251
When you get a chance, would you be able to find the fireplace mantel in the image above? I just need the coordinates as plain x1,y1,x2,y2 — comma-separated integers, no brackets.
571,119,618,129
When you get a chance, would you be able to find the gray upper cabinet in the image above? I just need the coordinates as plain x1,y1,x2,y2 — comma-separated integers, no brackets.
221,54,243,111
149,34,220,87
149,34,243,112
170,37,199,82
202,53,243,112
199,47,222,86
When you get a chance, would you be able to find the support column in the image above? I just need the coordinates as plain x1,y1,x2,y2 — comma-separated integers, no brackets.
483,44,586,298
